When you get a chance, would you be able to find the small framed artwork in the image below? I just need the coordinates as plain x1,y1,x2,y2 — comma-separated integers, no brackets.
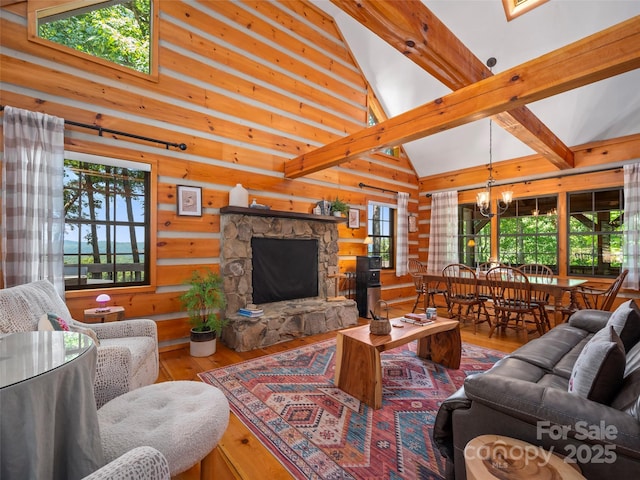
177,185,202,216
348,208,360,228
408,214,418,233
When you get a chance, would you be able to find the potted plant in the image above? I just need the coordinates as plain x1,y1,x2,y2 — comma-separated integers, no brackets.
330,197,349,217
180,270,228,357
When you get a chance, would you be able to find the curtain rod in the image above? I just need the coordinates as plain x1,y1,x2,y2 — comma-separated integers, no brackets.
358,182,398,194
0,106,187,151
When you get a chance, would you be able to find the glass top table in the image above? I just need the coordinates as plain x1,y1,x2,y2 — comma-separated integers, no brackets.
0,331,103,479
0,330,94,388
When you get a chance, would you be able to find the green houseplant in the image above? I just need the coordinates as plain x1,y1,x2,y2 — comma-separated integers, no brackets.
330,197,349,217
180,270,228,356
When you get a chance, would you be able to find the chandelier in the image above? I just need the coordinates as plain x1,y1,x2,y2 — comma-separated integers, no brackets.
476,58,513,218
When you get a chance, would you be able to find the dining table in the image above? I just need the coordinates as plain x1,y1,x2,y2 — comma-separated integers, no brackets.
420,272,589,326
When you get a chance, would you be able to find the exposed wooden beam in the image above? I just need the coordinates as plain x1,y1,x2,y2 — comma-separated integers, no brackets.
330,0,574,169
284,16,640,179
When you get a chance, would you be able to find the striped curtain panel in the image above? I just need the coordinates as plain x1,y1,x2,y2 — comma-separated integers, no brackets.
623,163,639,290
396,192,409,276
2,107,65,295
426,191,459,275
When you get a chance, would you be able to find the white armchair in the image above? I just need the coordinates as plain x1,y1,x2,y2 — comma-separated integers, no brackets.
82,446,170,480
0,280,159,407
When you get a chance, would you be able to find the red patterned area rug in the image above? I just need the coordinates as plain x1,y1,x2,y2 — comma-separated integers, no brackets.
199,339,504,480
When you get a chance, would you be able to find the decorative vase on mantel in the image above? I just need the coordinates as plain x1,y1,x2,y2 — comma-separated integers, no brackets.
370,300,391,335
229,183,249,208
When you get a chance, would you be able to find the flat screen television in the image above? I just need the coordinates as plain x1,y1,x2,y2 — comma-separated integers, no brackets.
251,237,318,304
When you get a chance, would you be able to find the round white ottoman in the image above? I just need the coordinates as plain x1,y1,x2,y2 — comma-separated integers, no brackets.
98,381,230,478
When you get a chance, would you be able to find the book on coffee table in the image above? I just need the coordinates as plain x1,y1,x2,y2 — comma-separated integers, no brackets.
402,313,434,325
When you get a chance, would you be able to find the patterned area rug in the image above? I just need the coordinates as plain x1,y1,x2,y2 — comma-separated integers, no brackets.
199,339,504,479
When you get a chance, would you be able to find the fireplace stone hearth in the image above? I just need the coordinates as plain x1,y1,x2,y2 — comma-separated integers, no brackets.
219,207,358,351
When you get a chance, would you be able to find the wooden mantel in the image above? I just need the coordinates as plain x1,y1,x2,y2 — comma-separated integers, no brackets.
219,206,347,223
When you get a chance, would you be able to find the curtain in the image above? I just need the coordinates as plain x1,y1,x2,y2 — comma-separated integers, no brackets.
396,192,409,276
426,191,459,274
2,107,65,295
623,163,640,290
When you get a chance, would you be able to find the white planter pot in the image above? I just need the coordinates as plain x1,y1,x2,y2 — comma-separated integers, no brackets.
189,329,217,357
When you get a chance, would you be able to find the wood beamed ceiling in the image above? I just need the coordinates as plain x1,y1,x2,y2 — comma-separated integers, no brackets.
283,2,640,179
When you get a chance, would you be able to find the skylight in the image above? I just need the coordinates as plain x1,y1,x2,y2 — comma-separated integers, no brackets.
502,0,549,21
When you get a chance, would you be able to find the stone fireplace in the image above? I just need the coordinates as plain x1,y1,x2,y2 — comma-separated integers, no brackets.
219,206,358,351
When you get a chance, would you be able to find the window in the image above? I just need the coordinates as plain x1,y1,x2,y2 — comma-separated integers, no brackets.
458,204,491,267
498,196,558,271
568,189,623,277
63,155,151,290
32,0,153,75
367,203,395,269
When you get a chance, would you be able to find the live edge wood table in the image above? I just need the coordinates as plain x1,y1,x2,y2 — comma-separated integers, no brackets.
334,318,461,409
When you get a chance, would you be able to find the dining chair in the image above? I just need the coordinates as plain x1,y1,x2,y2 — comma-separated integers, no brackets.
561,269,629,320
408,259,447,312
442,264,491,334
486,266,544,338
517,263,554,332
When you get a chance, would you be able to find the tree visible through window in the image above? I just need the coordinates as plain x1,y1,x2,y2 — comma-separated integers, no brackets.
367,204,395,268
499,196,558,271
36,0,152,75
63,158,150,289
568,189,623,277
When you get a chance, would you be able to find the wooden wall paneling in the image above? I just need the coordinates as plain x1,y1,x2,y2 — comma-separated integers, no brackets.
159,46,364,135
211,0,364,89
159,2,367,117
247,0,357,67
191,0,366,102
1,56,311,157
160,21,365,124
156,264,220,287
156,238,220,260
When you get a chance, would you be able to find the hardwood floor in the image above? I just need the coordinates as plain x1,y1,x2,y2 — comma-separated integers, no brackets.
164,301,529,479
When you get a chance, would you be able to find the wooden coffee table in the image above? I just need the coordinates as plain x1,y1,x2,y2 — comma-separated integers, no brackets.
334,318,461,409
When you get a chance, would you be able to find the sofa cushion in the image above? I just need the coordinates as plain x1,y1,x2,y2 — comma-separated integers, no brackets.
568,326,625,404
606,299,640,352
625,340,640,377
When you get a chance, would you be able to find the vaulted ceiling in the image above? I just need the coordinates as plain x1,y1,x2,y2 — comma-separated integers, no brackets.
300,0,640,180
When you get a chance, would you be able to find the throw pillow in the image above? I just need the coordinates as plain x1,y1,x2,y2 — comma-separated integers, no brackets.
605,299,640,352
37,312,71,331
568,326,626,404
38,313,100,345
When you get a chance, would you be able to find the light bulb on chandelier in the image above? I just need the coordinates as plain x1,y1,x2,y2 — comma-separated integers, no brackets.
476,57,513,218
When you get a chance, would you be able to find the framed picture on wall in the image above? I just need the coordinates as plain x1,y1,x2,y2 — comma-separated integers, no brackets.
348,208,360,228
408,214,418,233
177,185,202,216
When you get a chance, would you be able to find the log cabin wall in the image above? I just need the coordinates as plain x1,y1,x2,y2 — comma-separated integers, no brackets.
0,0,419,350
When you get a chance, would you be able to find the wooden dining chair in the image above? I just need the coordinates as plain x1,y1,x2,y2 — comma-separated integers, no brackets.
517,263,553,332
486,266,544,338
562,269,629,320
442,264,491,334
408,259,447,312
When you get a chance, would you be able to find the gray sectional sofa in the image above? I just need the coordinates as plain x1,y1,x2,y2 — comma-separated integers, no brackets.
434,300,640,479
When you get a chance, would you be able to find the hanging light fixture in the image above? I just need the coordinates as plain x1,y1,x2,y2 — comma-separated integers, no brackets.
476,57,513,218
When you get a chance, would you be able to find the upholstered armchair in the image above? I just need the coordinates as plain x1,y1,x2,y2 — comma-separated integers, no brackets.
0,280,159,407
82,446,170,480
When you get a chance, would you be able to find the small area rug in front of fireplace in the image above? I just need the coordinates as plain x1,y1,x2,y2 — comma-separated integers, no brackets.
198,339,504,479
